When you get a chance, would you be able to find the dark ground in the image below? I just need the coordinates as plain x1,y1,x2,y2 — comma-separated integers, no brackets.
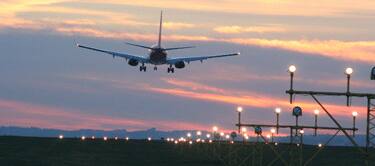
0,136,373,166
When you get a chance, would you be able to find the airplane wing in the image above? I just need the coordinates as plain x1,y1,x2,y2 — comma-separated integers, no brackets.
77,44,149,63
166,52,240,64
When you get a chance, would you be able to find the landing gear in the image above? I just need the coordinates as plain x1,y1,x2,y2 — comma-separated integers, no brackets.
154,66,157,71
167,65,174,73
139,65,146,72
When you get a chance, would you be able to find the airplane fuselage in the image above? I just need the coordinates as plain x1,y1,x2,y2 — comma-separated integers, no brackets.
149,47,167,65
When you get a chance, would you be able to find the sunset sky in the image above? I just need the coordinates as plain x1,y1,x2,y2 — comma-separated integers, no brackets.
0,0,374,135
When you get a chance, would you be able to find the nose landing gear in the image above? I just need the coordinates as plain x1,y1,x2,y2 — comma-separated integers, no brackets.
154,66,158,71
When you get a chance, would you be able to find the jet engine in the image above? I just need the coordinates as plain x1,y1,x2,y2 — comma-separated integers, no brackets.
174,61,185,69
128,59,139,66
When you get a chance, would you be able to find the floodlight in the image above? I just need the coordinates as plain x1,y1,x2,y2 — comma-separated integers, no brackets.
352,111,358,117
148,137,152,141
314,109,320,115
81,136,86,140
220,132,225,137
209,139,213,143
270,128,276,134
275,108,281,114
115,137,118,140
212,126,218,132
174,140,178,144
103,136,108,141
225,135,230,139
189,141,193,144
59,135,64,139
126,137,129,141
288,65,296,73
237,106,243,112
196,131,202,136
91,136,95,140
230,141,234,144
187,132,192,137
206,134,211,138
345,67,353,75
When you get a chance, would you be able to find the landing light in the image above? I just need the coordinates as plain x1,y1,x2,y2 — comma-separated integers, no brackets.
345,68,353,75
288,65,296,73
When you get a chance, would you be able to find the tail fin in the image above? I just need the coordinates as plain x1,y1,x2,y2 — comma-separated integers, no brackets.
158,11,163,48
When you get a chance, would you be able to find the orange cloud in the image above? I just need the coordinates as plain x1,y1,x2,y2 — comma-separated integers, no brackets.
142,79,366,118
214,25,286,34
163,22,195,30
0,98,210,131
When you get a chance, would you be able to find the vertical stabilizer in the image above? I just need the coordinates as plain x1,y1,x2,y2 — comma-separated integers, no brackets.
158,11,163,48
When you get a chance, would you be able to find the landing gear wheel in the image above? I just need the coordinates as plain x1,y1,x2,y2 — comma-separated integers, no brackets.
140,66,146,72
167,67,174,73
171,68,174,73
154,66,157,71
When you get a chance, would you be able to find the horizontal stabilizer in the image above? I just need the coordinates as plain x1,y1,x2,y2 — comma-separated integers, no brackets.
125,42,153,50
163,46,196,51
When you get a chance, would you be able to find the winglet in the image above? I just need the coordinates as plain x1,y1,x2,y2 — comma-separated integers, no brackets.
76,43,81,47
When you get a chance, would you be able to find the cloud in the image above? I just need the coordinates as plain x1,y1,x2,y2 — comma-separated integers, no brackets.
0,98,209,131
141,79,366,117
214,25,286,34
163,22,195,30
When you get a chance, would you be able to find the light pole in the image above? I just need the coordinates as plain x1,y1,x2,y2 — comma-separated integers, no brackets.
288,65,296,104
270,128,276,143
345,68,353,106
237,106,243,134
275,108,281,134
352,111,358,137
314,109,320,136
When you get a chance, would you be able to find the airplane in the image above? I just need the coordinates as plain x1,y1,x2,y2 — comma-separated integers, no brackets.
76,11,240,73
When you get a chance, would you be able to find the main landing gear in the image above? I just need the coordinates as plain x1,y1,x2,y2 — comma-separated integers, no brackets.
167,65,174,73
154,66,157,71
139,64,146,72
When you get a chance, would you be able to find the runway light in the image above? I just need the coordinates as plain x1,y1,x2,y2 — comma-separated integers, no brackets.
275,142,278,146
174,140,178,144
171,138,174,141
352,111,358,117
59,135,64,139
103,137,108,141
125,137,129,141
148,137,152,141
345,68,353,75
201,139,205,143
230,141,234,144
196,138,201,142
275,108,281,114
220,132,225,137
167,138,170,142
314,109,320,115
115,137,118,140
81,136,86,141
225,135,230,139
189,141,193,145
241,127,247,133
270,128,276,134
212,126,218,132
237,106,243,112
318,143,323,148
288,65,296,73
196,131,202,136
209,139,213,143
187,132,192,137
206,134,211,138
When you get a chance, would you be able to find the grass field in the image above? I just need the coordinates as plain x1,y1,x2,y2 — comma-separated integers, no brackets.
0,136,373,166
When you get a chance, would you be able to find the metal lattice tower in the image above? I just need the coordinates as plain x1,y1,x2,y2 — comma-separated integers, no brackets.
368,97,375,149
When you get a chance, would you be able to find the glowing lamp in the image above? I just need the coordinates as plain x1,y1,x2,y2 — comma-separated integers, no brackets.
212,126,218,132
352,111,358,117
314,109,320,115
275,108,281,114
196,131,202,136
206,134,211,138
345,68,353,75
288,65,296,73
237,106,243,112
58,135,64,139
103,137,108,141
148,137,152,141
81,136,86,141
187,133,192,137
